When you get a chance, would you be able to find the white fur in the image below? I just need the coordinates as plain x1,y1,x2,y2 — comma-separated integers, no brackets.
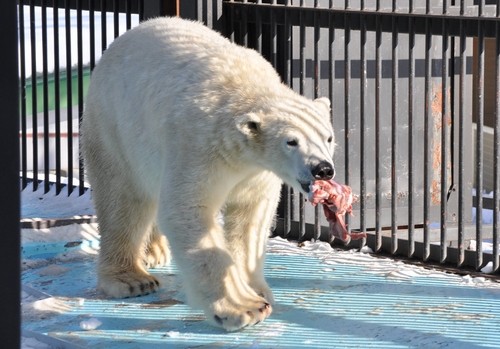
81,17,335,331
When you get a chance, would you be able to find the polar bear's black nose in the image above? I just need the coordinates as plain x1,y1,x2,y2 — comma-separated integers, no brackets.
312,161,335,180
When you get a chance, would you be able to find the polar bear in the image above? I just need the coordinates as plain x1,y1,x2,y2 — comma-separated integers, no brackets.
81,17,335,331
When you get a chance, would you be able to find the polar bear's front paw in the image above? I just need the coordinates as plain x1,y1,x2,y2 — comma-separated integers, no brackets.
98,270,160,298
210,297,272,331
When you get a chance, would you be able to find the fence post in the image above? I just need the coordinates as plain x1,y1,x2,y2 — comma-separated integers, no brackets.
0,0,20,347
142,0,180,20
179,0,223,32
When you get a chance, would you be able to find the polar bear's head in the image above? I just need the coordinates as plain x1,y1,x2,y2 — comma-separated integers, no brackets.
236,96,336,194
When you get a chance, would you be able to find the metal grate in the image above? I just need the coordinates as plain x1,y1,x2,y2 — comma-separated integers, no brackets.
224,0,500,273
17,0,156,196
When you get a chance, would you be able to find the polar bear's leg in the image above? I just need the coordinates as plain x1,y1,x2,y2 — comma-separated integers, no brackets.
144,223,171,268
224,171,282,305
95,185,161,298
84,131,161,298
157,197,272,331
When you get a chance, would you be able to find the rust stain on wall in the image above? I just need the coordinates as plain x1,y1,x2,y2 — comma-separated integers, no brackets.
430,82,452,206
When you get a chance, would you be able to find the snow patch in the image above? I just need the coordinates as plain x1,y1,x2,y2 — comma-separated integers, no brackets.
79,318,102,331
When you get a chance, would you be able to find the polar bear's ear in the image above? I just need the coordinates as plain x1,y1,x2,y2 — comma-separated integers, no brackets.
314,97,331,114
236,113,261,136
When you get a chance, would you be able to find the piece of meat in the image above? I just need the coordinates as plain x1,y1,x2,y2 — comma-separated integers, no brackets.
308,180,367,243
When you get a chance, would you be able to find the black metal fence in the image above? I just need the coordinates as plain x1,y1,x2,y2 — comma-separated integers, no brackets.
225,0,500,274
16,0,500,274
16,0,177,196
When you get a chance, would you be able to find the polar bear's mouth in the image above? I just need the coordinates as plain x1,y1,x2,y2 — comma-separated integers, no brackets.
298,181,311,194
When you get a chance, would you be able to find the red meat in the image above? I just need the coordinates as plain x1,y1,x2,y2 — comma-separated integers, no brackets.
308,180,366,243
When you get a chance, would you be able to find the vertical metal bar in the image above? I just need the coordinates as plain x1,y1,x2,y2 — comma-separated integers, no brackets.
391,15,398,254
65,0,74,194
227,0,235,43
30,0,39,190
313,0,321,240
89,0,96,70
202,0,208,24
270,0,277,69
126,0,132,30
241,1,248,47
359,10,366,239
255,0,262,54
328,2,335,242
138,0,144,21
19,2,28,190
493,20,500,273
375,11,382,251
225,0,235,42
282,0,292,238
476,20,485,270
423,17,432,261
343,12,351,238
114,0,119,39
101,0,107,53
77,0,85,195
344,15,350,187
457,18,466,267
440,17,449,263
298,0,306,240
53,0,62,195
408,14,415,258
0,0,21,345
42,0,50,193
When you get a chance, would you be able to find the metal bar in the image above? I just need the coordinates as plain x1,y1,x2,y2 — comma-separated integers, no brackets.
255,0,262,55
224,3,500,38
241,1,248,47
42,0,50,194
114,0,119,38
328,1,335,242
391,15,398,254
298,0,305,240
457,18,466,267
440,18,449,263
101,0,107,52
65,0,74,194
313,0,320,240
359,11,366,238
375,13,382,252
344,12,351,237
494,21,500,273
89,0,96,70
282,0,292,238
53,0,62,195
423,17,431,261
270,0,277,69
126,0,132,29
19,2,28,190
476,20,485,270
77,0,85,195
30,0,39,190
408,14,415,258
0,0,21,344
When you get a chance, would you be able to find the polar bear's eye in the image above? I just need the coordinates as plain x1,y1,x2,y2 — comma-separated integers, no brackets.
327,136,333,143
287,139,298,147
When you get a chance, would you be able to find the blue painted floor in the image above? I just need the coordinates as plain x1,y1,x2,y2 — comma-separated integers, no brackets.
22,235,500,349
